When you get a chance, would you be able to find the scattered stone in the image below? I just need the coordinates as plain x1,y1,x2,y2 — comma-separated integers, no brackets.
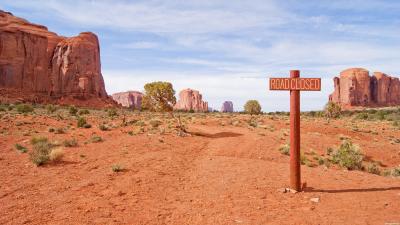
310,197,320,203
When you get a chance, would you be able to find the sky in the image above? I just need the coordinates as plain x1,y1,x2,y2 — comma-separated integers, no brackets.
1,0,400,112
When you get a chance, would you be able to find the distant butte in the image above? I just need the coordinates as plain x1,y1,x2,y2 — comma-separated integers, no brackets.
174,88,208,112
329,68,400,108
0,10,114,107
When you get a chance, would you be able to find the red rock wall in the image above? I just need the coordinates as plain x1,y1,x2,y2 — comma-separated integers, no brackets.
174,88,208,112
112,91,143,109
329,68,400,108
0,10,110,106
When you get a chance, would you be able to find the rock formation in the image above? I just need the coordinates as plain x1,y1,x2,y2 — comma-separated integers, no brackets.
174,88,208,112
0,10,113,107
220,101,234,112
112,91,143,109
329,68,400,108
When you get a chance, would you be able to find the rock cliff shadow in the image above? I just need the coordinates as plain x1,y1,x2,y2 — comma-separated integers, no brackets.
304,186,400,193
189,131,243,139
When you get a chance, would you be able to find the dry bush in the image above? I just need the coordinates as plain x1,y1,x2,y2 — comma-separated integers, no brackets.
49,147,64,162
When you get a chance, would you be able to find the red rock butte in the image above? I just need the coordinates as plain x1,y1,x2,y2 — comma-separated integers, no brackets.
174,88,208,112
0,10,114,107
329,68,400,108
112,91,143,110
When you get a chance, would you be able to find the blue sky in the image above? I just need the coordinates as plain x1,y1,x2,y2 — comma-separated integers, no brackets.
1,0,400,111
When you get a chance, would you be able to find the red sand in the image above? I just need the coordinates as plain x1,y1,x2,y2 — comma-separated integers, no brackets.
1,113,399,224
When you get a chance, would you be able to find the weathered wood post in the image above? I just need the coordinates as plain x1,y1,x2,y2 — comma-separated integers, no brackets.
269,70,321,191
290,70,301,191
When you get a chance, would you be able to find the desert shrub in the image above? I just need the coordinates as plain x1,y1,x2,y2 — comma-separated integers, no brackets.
300,153,309,166
111,164,124,172
29,139,53,166
55,127,66,134
355,113,369,120
324,102,341,119
90,135,103,143
366,163,381,175
69,106,78,116
0,106,6,112
135,120,145,126
279,144,290,156
331,140,363,170
248,118,258,127
99,124,110,131
107,108,118,117
149,119,162,128
391,167,400,177
31,136,48,145
244,100,262,115
63,138,78,147
49,147,64,162
15,143,27,153
78,109,90,115
142,81,176,112
16,104,34,113
48,127,55,133
46,104,57,113
77,117,89,128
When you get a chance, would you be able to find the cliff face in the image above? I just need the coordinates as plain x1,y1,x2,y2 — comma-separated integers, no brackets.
329,68,400,108
174,88,208,112
0,10,111,107
112,91,143,109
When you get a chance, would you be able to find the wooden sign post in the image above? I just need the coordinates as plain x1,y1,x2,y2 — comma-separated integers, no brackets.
269,70,321,191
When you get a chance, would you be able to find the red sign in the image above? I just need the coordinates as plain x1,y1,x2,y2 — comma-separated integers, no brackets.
269,78,321,91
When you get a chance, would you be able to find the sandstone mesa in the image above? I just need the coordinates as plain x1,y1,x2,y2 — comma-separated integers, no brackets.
0,10,113,107
112,91,143,110
174,88,208,112
329,68,400,108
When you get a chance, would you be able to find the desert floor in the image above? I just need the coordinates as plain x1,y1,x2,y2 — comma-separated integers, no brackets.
1,107,400,225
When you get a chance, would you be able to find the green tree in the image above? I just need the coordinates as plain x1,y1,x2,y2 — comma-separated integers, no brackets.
244,100,262,115
142,81,176,112
324,102,341,119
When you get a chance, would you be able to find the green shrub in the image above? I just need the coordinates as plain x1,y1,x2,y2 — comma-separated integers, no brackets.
99,124,109,131
244,100,262,115
279,144,290,156
78,109,90,115
149,119,162,128
90,135,103,143
29,139,53,166
46,104,57,113
107,108,118,117
77,117,87,128
391,167,400,177
331,140,363,170
324,102,341,119
63,138,78,147
69,106,78,116
31,136,48,145
16,104,34,113
366,163,380,175
15,143,27,153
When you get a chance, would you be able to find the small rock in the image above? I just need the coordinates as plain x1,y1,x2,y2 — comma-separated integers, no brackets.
277,188,287,193
310,197,320,203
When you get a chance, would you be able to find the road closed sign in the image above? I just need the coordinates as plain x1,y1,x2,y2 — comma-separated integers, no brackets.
269,78,321,91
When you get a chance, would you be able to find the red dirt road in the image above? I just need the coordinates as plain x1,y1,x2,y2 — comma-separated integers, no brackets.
1,114,400,224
